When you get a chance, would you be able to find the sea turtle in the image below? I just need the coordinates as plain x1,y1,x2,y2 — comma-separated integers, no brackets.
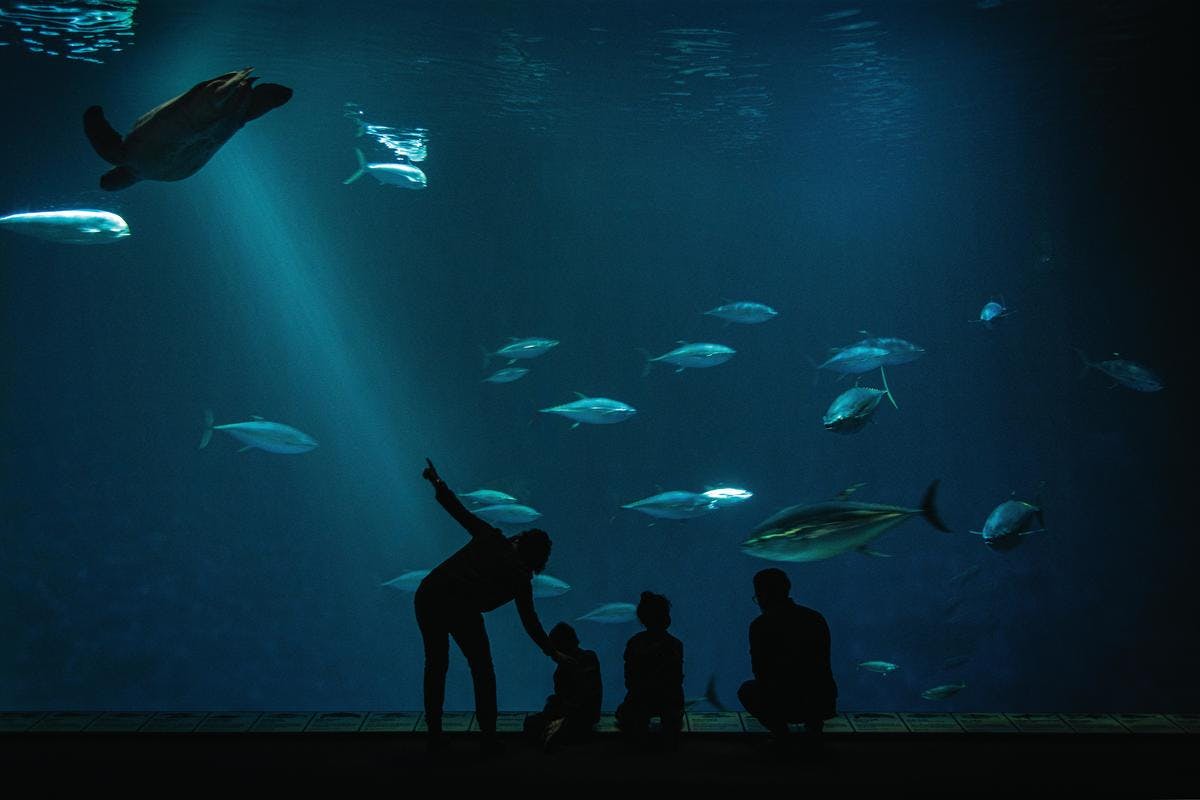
83,68,293,191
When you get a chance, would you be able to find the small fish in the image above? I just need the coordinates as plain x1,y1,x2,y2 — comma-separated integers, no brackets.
539,394,636,428
474,504,542,525
484,337,559,367
823,367,897,433
643,342,736,374
575,602,638,624
858,661,900,675
817,345,890,375
460,489,519,506
975,297,1011,329
385,568,568,598
941,655,972,670
741,480,950,563
921,682,966,700
531,574,572,598
381,570,430,592
483,367,530,383
1074,349,1163,392
703,301,778,324
343,148,426,189
972,497,1045,551
199,410,317,454
0,209,130,244
857,337,925,366
622,491,711,520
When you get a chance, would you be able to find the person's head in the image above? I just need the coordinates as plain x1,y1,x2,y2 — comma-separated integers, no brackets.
753,568,791,608
510,528,551,573
636,591,671,631
548,622,579,652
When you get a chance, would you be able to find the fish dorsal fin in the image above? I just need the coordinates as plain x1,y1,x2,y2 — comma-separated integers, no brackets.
574,391,588,399
837,482,866,500
251,415,265,421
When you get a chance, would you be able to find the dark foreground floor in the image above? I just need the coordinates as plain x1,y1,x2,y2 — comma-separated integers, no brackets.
2,712,1196,795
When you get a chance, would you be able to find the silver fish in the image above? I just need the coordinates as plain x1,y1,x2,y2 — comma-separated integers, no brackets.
483,367,530,383
972,498,1044,551
540,394,636,428
474,504,542,525
644,342,736,373
823,368,897,433
199,410,317,454
1074,349,1163,392
703,301,778,324
343,148,426,189
575,602,638,623
485,337,559,366
0,209,130,244
921,682,966,700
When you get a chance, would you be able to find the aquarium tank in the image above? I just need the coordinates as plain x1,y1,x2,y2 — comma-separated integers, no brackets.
0,0,1191,717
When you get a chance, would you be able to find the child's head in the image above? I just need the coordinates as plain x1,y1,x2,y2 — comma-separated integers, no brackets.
548,622,579,652
636,591,671,631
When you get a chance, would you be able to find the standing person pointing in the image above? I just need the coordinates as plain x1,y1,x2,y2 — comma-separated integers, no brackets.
415,458,567,755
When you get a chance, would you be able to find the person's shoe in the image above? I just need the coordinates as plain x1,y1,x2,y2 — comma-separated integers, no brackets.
542,717,565,753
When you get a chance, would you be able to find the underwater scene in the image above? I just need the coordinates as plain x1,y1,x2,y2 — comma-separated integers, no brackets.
0,0,1191,715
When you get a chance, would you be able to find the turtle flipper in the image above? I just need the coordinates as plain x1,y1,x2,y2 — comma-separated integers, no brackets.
83,106,125,165
244,83,293,122
100,166,139,191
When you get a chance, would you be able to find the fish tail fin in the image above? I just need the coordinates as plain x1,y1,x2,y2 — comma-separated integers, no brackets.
343,148,367,185
637,348,654,377
880,366,898,409
805,354,820,386
704,675,726,712
199,409,214,449
921,479,951,532
1072,347,1092,379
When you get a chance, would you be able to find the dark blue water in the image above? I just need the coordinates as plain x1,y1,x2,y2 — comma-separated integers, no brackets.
1,0,1192,714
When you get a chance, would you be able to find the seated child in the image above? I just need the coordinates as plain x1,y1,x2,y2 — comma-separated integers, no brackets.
615,591,684,749
524,622,602,751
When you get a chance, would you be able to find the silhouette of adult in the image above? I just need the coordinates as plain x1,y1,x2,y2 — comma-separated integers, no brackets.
615,591,685,748
416,458,567,754
523,622,602,752
738,568,837,749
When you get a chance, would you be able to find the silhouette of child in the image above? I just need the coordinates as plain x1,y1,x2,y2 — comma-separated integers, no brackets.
615,591,685,749
523,622,602,752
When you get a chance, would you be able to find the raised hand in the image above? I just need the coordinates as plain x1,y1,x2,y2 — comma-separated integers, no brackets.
422,458,440,484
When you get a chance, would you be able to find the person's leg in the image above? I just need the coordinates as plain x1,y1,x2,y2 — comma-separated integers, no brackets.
415,594,450,741
450,612,497,735
738,680,789,738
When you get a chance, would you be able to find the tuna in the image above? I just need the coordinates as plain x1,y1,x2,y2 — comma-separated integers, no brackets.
575,602,638,623
1074,349,1163,392
817,344,890,375
976,297,1011,329
698,487,754,507
822,368,897,433
703,301,778,324
858,661,900,675
921,682,966,700
483,367,530,383
0,210,130,244
474,504,542,526
384,569,570,599
972,497,1045,551
741,480,950,563
484,337,559,366
199,410,317,454
460,489,520,506
343,148,427,189
622,490,712,520
539,394,636,428
644,342,736,374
